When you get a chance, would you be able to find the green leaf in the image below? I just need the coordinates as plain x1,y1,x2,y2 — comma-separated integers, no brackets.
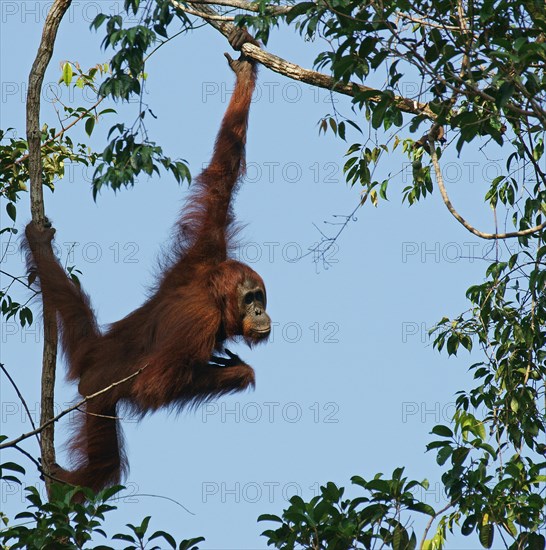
436,445,452,466
19,307,33,327
452,446,470,466
479,522,494,548
258,514,282,523
446,334,460,356
85,116,96,137
431,425,453,438
100,484,124,500
62,62,73,86
178,537,206,550
338,121,346,141
286,2,315,23
6,202,16,222
90,13,108,30
113,533,136,542
371,100,389,130
406,502,436,516
0,461,26,474
495,82,515,109
149,530,176,548
461,515,476,536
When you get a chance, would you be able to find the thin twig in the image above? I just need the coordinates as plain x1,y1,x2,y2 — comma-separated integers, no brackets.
13,444,42,471
143,28,187,62
189,0,291,14
0,363,39,443
419,500,456,550
396,12,460,31
16,97,104,167
131,493,195,515
11,442,67,485
0,270,37,291
0,366,148,451
180,5,235,19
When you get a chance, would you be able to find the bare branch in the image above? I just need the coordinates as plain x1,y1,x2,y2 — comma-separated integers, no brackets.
14,444,43,471
0,269,39,292
189,0,292,14
0,366,148,451
179,5,235,19
429,134,546,240
130,493,196,515
0,363,41,452
396,12,460,31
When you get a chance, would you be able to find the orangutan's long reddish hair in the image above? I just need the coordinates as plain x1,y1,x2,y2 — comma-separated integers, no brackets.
25,29,270,495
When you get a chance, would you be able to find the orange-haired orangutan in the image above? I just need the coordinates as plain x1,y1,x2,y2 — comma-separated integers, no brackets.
25,28,270,494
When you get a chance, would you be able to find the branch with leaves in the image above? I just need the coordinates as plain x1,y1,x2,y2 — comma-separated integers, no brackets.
176,0,435,118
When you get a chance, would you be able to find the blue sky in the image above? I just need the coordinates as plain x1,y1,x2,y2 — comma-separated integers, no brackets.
0,2,514,547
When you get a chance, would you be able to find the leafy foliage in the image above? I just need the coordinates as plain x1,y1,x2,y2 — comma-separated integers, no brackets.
0,6,191,327
92,121,190,197
0,482,205,550
260,471,434,549
88,0,192,193
240,0,546,216
238,1,546,546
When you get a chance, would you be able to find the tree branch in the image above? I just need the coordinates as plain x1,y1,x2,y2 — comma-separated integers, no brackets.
0,367,148,451
176,0,435,118
429,134,546,240
25,0,73,498
189,0,291,14
396,12,460,31
179,5,235,20
419,500,456,550
0,363,39,443
0,269,39,291
16,96,104,167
